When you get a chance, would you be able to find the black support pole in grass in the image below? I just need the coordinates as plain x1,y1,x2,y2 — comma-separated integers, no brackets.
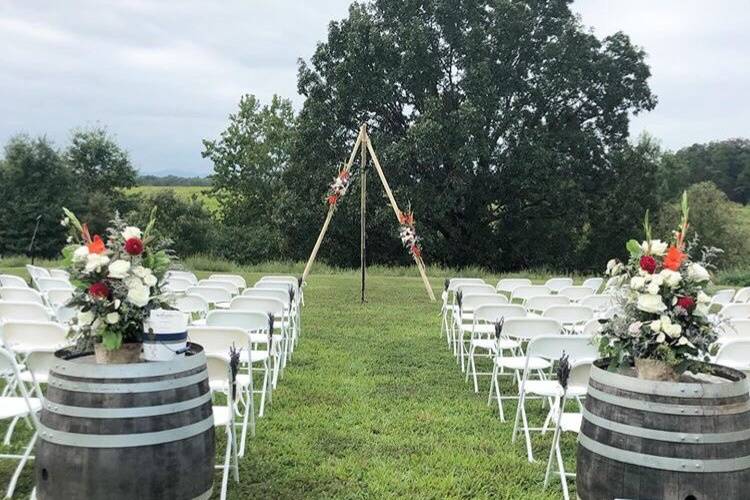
360,124,367,303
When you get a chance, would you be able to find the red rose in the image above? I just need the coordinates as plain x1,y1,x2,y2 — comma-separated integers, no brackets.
125,237,144,255
676,296,696,312
88,282,110,299
639,255,657,274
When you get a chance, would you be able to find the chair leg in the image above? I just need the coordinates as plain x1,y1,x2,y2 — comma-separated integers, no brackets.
231,426,240,483
219,427,232,500
556,438,570,500
6,432,36,499
544,424,562,488
3,417,19,446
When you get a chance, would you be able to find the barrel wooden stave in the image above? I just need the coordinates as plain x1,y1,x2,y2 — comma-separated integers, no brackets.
35,344,215,500
577,360,750,500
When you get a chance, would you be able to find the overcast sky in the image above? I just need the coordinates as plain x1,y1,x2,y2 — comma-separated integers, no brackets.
1,1,748,176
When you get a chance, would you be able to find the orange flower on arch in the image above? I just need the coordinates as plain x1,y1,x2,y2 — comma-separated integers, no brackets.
663,246,685,271
87,235,106,254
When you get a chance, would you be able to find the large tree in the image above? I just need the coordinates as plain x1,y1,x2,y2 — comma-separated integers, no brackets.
65,127,137,195
284,0,657,270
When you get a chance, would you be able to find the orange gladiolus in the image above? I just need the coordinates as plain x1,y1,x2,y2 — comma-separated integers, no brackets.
663,246,685,271
87,235,106,254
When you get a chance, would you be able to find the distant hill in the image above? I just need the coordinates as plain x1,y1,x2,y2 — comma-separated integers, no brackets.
136,175,212,187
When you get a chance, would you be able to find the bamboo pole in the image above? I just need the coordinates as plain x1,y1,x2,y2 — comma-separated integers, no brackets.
301,129,364,283
365,133,436,302
360,124,368,303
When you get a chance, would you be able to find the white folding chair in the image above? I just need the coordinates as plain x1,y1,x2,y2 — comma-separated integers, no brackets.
199,279,240,296
165,270,198,285
44,288,73,308
525,295,570,316
0,287,45,306
579,295,615,319
447,283,495,351
558,286,594,303
230,296,290,382
544,278,573,294
186,286,233,308
710,289,736,311
205,355,239,500
581,319,603,337
454,293,508,371
1,321,69,354
510,285,551,304
733,287,750,303
35,278,73,292
210,274,247,290
260,276,303,306
442,279,486,341
164,277,193,294
0,301,52,323
466,304,525,393
25,265,50,286
496,278,532,296
719,303,750,320
174,294,210,325
714,339,750,374
488,318,562,422
254,282,299,341
0,346,41,499
0,275,28,288
543,305,594,333
48,269,70,280
512,334,597,462
581,277,604,293
544,360,593,500
188,326,271,455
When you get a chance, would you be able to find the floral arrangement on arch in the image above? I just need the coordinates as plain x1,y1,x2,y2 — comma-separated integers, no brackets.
325,167,351,207
599,193,719,379
398,209,422,258
61,207,173,352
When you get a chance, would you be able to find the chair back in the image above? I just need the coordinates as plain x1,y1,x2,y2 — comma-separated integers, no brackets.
455,284,496,298
526,334,598,364
242,288,291,306
545,277,574,293
0,287,45,305
525,295,570,314
254,281,293,293
25,350,58,386
175,294,209,315
473,304,527,324
460,293,508,312
581,319,603,336
198,279,239,296
166,270,198,285
448,278,486,292
187,326,250,358
568,359,595,393
543,305,594,327
501,318,562,341
0,274,28,288
48,269,70,280
558,286,594,302
209,274,247,289
510,285,550,303
1,321,68,352
496,278,532,294
164,277,193,293
36,278,73,292
0,301,52,323
719,303,750,320
46,288,74,308
734,287,750,303
0,347,40,424
715,339,750,370
579,295,614,314
230,296,286,317
26,264,50,281
186,286,232,305
711,289,736,306
582,277,604,293
206,310,270,332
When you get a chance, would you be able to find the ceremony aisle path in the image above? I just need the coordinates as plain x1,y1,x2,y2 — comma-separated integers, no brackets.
234,272,561,499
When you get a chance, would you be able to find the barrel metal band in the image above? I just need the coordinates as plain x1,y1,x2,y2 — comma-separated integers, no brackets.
578,432,750,473
48,370,208,394
590,364,750,398
588,385,750,416
44,391,212,418
52,350,206,379
582,407,750,444
37,414,214,448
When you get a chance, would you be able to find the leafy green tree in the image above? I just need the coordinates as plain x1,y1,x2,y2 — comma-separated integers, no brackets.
0,135,76,258
285,0,657,270
65,127,137,195
202,94,296,263
657,182,750,268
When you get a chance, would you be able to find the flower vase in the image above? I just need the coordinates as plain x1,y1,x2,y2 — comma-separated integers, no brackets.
93,342,142,364
635,357,678,381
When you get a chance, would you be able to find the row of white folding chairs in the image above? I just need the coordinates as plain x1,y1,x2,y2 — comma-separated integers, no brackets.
711,287,750,308
496,277,604,296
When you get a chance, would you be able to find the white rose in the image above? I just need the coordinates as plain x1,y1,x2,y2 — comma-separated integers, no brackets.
124,276,142,290
122,226,142,240
677,336,694,347
108,259,131,279
659,269,682,288
697,291,711,303
60,217,70,227
105,312,120,324
606,259,618,275
143,273,157,287
630,276,646,290
637,293,667,314
646,281,661,295
641,239,668,256
77,310,95,325
656,332,666,343
665,323,682,338
687,263,710,282
73,245,89,263
84,254,110,273
66,236,73,243
127,284,150,307
649,320,661,332
132,266,149,278
628,322,643,335
114,299,121,310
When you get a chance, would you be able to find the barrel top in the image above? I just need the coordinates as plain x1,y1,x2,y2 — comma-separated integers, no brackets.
591,358,750,399
52,343,206,379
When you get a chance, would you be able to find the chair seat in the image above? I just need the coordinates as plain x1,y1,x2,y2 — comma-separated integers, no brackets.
239,350,270,364
470,338,519,351
212,405,232,427
496,356,551,371
559,412,582,433
0,397,41,419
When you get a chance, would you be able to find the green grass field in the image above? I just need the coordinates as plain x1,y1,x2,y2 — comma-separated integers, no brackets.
0,268,571,499
126,185,220,212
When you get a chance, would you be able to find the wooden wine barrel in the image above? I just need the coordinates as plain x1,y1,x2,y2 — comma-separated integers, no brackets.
577,359,750,500
35,343,215,500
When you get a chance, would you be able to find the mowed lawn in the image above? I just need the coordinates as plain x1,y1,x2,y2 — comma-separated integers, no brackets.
0,270,568,499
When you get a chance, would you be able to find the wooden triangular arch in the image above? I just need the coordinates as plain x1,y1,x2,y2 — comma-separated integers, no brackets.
301,124,436,302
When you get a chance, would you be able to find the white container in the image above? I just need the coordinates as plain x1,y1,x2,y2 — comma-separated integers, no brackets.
142,309,188,362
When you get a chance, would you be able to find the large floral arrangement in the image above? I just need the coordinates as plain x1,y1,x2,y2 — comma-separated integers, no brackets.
398,209,422,258
326,167,351,206
62,208,172,351
600,194,719,377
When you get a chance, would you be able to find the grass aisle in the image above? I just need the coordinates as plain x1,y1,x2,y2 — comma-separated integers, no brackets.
238,273,560,499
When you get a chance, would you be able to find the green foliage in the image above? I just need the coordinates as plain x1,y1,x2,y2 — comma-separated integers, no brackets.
65,126,136,195
656,182,750,268
716,266,750,287
286,0,656,271
136,175,211,187
0,135,76,258
658,138,750,204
